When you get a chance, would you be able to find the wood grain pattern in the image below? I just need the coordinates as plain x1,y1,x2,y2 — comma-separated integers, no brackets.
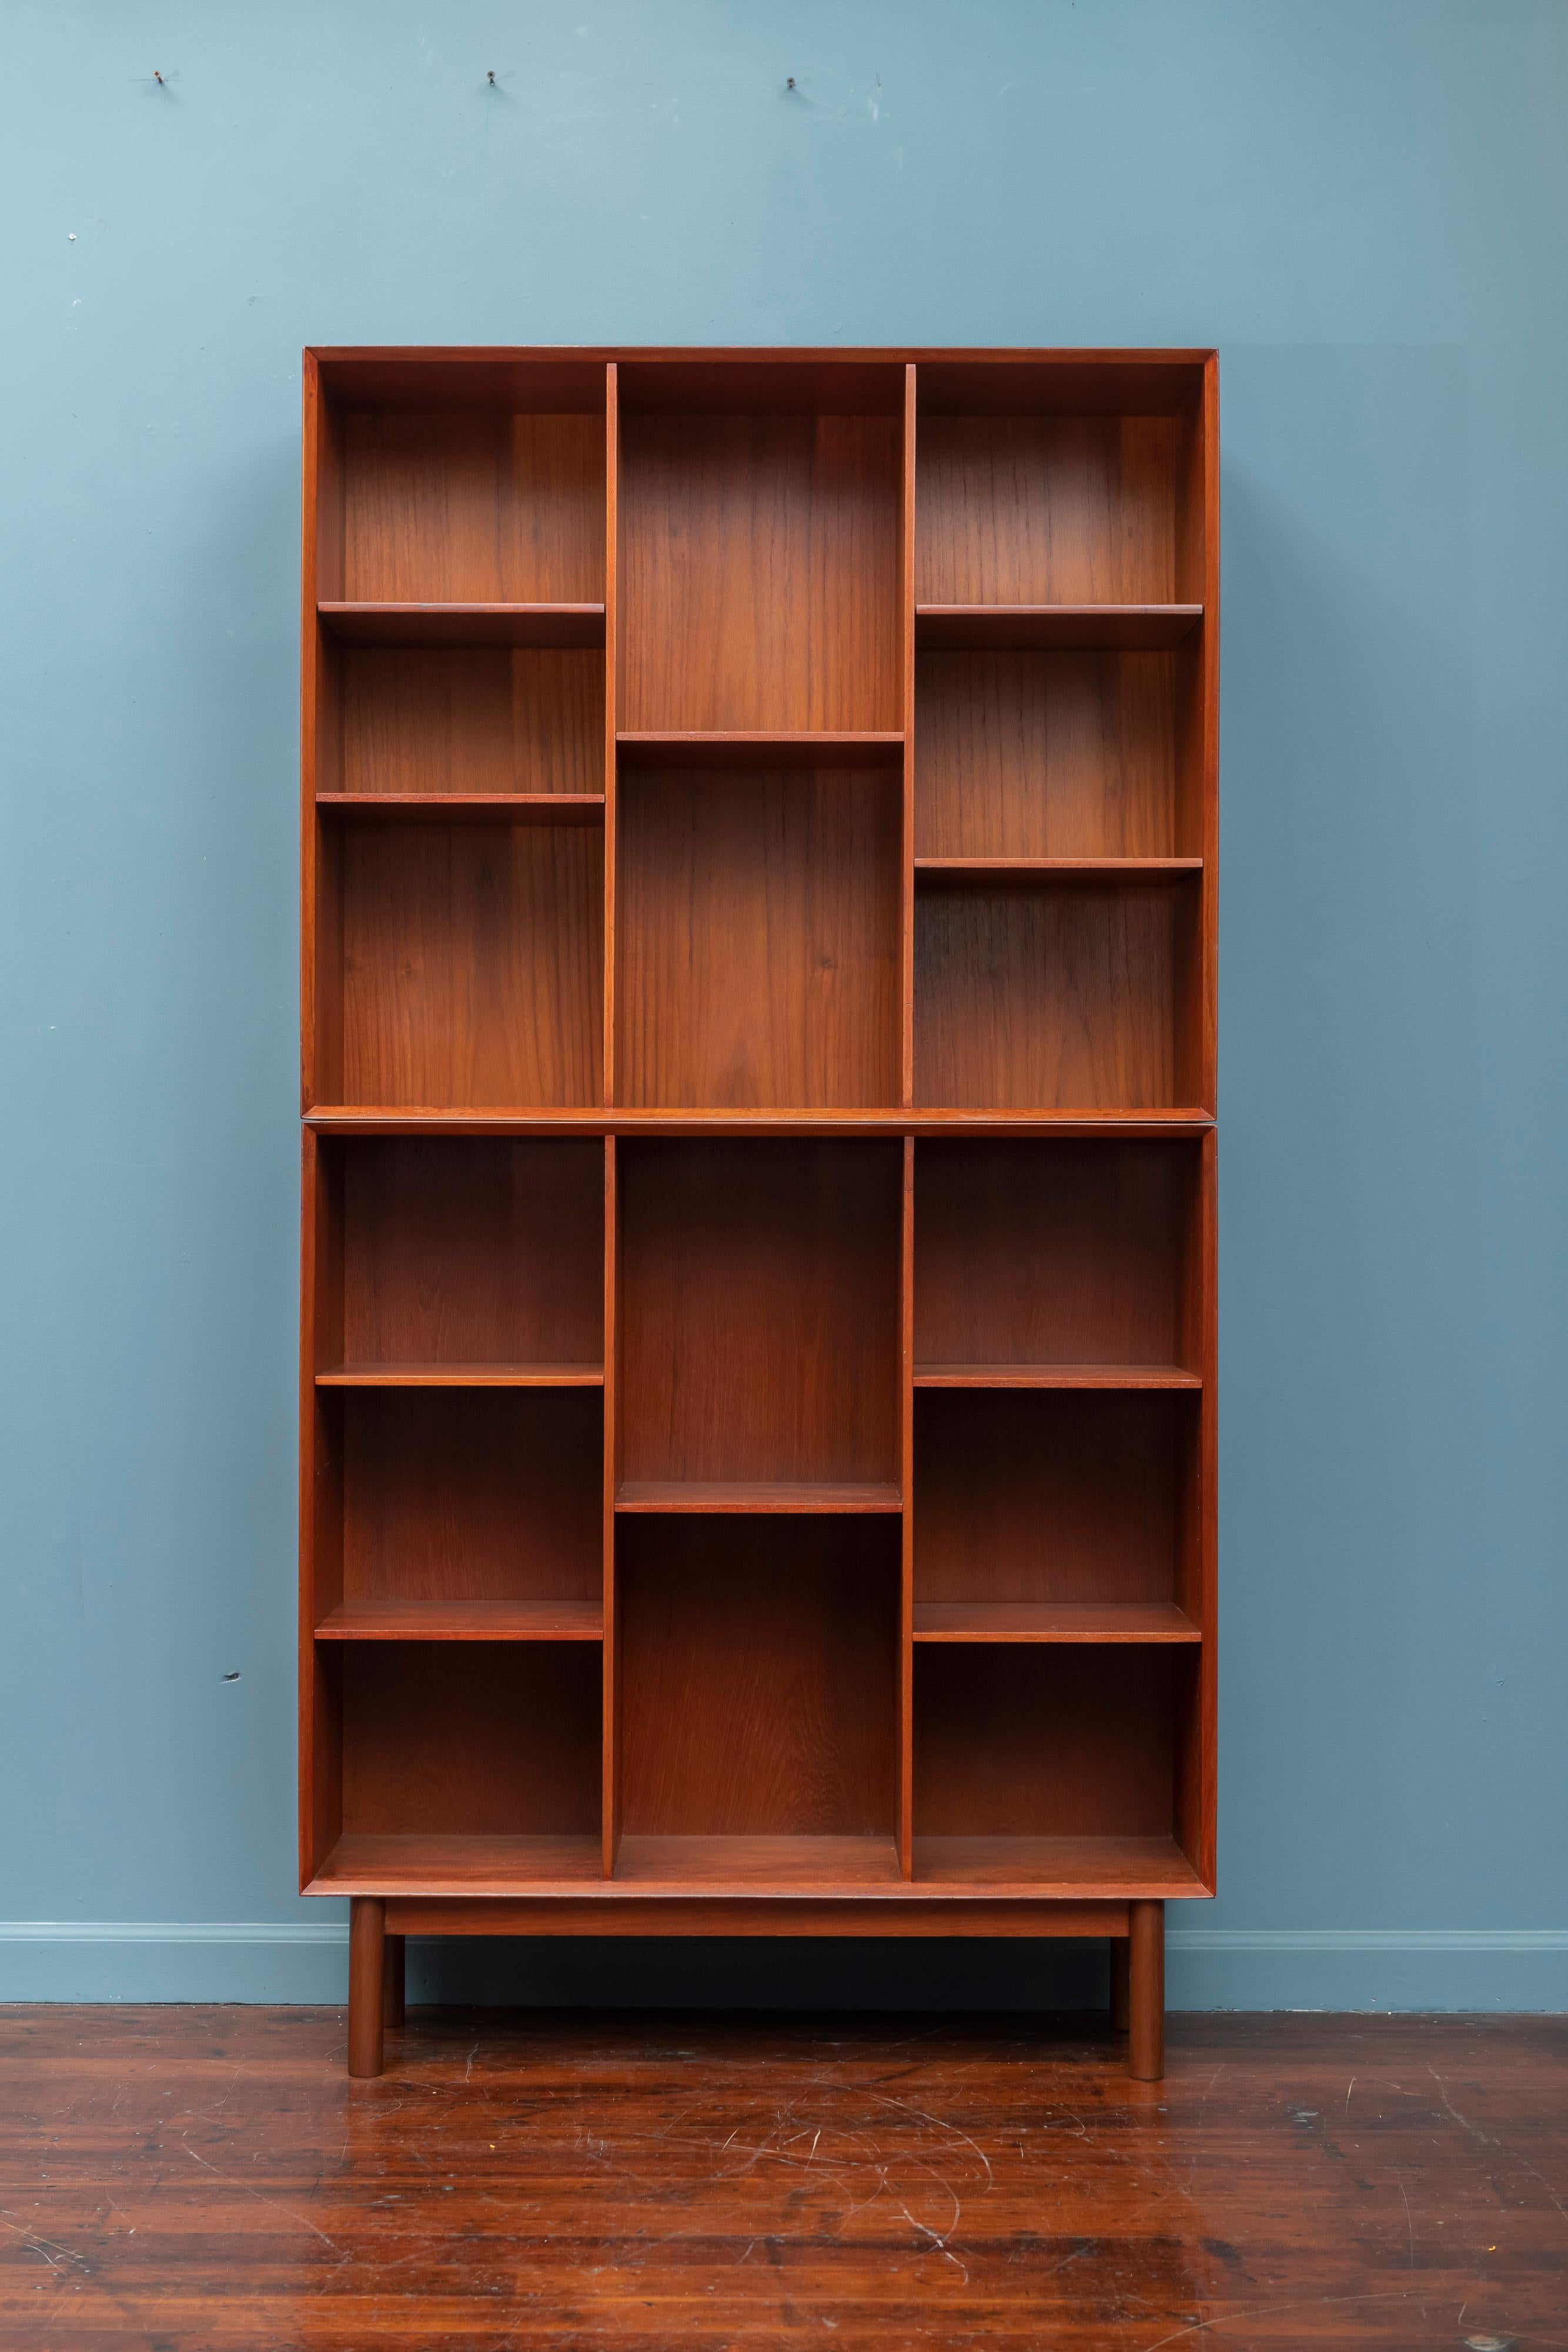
340,1642,601,1838
620,413,901,730
911,1835,1201,1893
390,1895,1128,1932
913,877,1201,1108
337,646,602,794
913,1138,1199,1369
912,1389,1192,1610
914,1646,1184,1843
343,412,604,602
328,1135,604,1369
618,1515,899,1838
338,1387,602,1608
616,763,901,1108
315,1832,603,1890
915,415,1190,605
316,1598,603,1641
335,818,603,1106
915,649,1193,858
7,2010,1562,2345
614,1479,901,1513
912,1601,1200,1643
617,1141,901,1487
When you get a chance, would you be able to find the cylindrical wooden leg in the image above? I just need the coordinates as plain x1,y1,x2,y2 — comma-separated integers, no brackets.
1128,1899,1165,2082
383,1932,406,2029
347,1897,386,2079
1109,1936,1131,2032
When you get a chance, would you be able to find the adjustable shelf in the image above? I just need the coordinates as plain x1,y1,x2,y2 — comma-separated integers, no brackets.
914,604,1202,650
317,602,607,648
300,345,1218,2083
912,1601,1201,1643
317,1364,604,1387
614,1479,902,1514
316,793,604,826
316,1599,604,1642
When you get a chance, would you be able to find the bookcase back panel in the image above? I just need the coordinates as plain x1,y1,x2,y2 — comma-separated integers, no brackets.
339,647,604,797
913,1389,1188,1607
915,414,1189,606
332,1138,604,1369
341,1643,601,1836
914,1140,1196,1369
618,1141,901,1486
616,764,901,1109
333,820,603,1105
342,412,606,603
913,879,1199,1108
618,1517,898,1836
914,1647,1180,1839
915,649,1192,860
340,1388,602,1606
619,413,901,730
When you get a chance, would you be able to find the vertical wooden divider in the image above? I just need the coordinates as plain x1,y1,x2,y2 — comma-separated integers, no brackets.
601,363,622,1877
898,1134,916,1877
603,363,620,1111
602,1133,621,1875
899,363,918,1110
896,366,918,1878
297,1126,321,1885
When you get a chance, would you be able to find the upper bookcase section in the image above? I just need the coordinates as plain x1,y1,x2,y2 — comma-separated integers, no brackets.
309,356,607,629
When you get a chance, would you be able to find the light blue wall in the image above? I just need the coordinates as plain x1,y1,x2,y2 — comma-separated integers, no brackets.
3,0,1564,2010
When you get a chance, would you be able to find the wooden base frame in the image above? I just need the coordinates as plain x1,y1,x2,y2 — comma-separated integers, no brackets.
302,349,1218,2090
342,1894,1167,2082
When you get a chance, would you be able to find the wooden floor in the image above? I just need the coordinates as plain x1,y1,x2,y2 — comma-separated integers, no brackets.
0,2007,1562,2348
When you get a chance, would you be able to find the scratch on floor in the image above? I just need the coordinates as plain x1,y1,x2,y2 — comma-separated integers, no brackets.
180,2139,343,2254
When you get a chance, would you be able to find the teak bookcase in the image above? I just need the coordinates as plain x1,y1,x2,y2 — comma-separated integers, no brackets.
299,346,1218,2082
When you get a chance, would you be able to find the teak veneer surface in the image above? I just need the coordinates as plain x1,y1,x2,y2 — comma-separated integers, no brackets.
616,1140,901,1489
342,412,605,604
337,646,603,794
913,1388,1190,1611
334,818,604,1107
618,412,901,731
615,762,900,1108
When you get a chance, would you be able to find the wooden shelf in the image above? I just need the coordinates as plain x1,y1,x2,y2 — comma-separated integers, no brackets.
915,857,1201,885
912,1602,1200,1644
309,1833,604,1894
915,604,1202,650
316,793,604,827
912,1835,1207,1896
617,730,904,769
317,1362,604,1388
306,1107,1215,1137
615,1479,902,1514
318,602,606,648
613,1836,902,1890
316,1599,603,1642
914,1362,1201,1389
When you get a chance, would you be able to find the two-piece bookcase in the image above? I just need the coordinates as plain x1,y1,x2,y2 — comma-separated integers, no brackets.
299,347,1218,2081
